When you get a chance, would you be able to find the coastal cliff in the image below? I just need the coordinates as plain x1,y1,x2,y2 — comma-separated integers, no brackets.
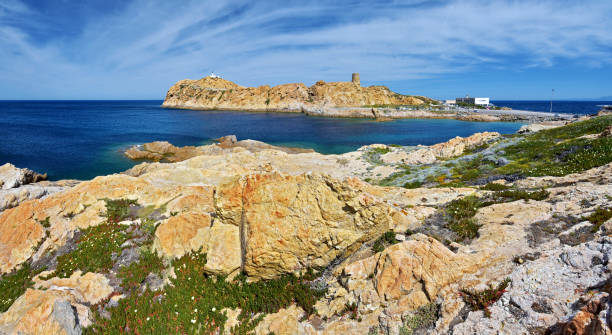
162,75,435,115
1,116,611,334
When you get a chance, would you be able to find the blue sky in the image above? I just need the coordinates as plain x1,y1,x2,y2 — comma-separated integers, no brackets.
0,0,611,100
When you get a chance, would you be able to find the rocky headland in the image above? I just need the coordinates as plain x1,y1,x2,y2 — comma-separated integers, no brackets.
162,75,576,122
1,115,611,335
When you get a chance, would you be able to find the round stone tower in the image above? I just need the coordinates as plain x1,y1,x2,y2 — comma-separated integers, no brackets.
352,73,360,86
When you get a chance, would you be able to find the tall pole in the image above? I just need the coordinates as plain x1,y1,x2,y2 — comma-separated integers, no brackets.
550,89,554,113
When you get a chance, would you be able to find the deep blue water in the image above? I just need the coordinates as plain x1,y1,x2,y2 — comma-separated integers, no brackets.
493,100,611,115
0,100,532,180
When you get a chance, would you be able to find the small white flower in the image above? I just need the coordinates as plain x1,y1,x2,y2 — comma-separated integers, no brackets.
191,296,195,300
134,309,137,313
211,307,216,312
191,319,196,324
146,317,150,321
194,308,198,312
175,312,178,315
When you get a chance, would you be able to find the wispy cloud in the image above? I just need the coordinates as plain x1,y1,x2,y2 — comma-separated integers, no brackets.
0,0,611,99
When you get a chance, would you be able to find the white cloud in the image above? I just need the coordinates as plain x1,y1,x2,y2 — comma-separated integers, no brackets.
0,0,611,99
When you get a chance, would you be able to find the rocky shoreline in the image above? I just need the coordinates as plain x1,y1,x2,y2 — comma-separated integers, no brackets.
1,116,611,334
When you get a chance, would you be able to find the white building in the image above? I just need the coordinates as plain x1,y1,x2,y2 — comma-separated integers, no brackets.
208,72,221,79
456,96,490,106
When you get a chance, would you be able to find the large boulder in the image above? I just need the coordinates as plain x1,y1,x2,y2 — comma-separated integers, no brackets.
216,173,395,279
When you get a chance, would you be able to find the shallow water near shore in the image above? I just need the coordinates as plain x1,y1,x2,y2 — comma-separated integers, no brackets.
0,100,527,180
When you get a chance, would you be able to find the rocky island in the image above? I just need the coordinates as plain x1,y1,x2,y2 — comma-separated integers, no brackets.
1,115,611,335
162,74,575,122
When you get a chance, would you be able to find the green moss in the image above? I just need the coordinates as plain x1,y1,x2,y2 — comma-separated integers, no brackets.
588,207,612,233
86,252,326,334
103,198,138,223
398,303,439,335
460,278,511,317
0,264,43,312
46,223,130,279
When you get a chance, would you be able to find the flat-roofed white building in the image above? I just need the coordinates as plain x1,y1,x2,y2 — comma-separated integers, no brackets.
456,96,490,106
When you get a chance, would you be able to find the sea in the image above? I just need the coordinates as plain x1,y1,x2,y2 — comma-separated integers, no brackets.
0,100,608,180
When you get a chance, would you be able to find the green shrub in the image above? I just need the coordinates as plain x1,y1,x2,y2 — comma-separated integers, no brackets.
495,189,549,202
37,216,51,228
103,198,138,223
403,181,423,189
481,183,510,191
589,207,612,233
460,278,511,317
445,195,484,241
372,231,399,253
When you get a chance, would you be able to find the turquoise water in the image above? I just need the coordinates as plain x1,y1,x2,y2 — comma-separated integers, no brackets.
0,100,525,180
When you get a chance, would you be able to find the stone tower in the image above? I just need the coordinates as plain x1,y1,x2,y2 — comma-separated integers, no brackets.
352,73,360,86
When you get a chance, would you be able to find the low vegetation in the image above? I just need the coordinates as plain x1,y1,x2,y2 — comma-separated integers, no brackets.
372,231,400,253
445,195,484,241
45,223,130,279
103,198,138,223
363,147,392,165
0,264,43,313
460,278,511,317
588,207,612,233
118,248,165,290
86,252,326,334
399,302,439,335
498,115,612,177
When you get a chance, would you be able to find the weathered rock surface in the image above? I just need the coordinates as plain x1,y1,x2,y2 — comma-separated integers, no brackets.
0,271,113,334
0,164,75,214
216,173,394,279
0,163,47,190
380,131,500,165
451,238,612,335
517,121,567,133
